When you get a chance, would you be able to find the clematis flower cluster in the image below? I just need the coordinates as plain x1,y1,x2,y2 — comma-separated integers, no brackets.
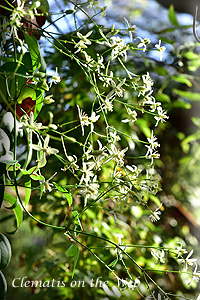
103,36,129,61
9,0,41,39
145,131,160,165
73,29,168,208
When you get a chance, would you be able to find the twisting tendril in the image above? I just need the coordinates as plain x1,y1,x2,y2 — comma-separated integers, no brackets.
193,6,200,42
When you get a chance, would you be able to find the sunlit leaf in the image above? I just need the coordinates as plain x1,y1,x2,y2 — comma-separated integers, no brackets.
191,117,200,128
39,0,49,13
66,243,79,278
108,258,118,267
184,51,200,60
168,5,179,27
28,166,40,180
172,75,192,87
173,89,200,101
149,194,161,207
21,170,32,206
188,60,200,72
53,182,73,206
3,193,23,230
184,52,200,71
34,90,44,120
155,93,171,103
181,130,200,150
72,211,82,231
24,33,41,70
0,62,29,100
135,118,151,138
167,99,191,110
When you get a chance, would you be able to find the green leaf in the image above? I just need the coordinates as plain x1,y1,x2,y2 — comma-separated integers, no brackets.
0,63,29,101
183,52,200,71
30,173,43,181
39,175,45,199
28,166,43,181
167,99,191,110
28,166,38,175
156,27,178,34
184,51,200,60
72,211,82,230
0,57,15,63
188,60,200,72
181,130,200,152
21,170,31,206
66,243,76,256
22,53,33,71
191,117,200,128
172,75,192,87
65,193,73,207
153,66,168,76
4,199,19,210
108,258,118,267
34,90,44,120
39,0,49,13
173,89,200,101
149,195,161,207
24,33,41,70
6,163,21,172
168,5,179,27
53,182,73,206
135,118,151,138
3,193,23,230
40,54,47,73
157,36,175,45
66,243,79,278
155,93,171,103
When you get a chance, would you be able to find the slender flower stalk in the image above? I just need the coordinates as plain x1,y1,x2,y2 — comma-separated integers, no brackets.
124,18,136,42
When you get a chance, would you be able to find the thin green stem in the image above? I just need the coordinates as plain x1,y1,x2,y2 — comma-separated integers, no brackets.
66,228,173,299
65,184,119,230
13,174,65,231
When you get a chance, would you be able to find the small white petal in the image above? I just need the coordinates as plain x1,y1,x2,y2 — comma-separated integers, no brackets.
32,144,43,151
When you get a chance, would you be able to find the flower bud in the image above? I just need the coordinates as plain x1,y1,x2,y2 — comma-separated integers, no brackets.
48,124,57,130
35,1,41,8
44,95,55,104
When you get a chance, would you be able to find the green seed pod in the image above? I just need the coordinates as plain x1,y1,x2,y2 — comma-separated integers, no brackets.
34,70,46,79
65,9,76,15
44,95,55,104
